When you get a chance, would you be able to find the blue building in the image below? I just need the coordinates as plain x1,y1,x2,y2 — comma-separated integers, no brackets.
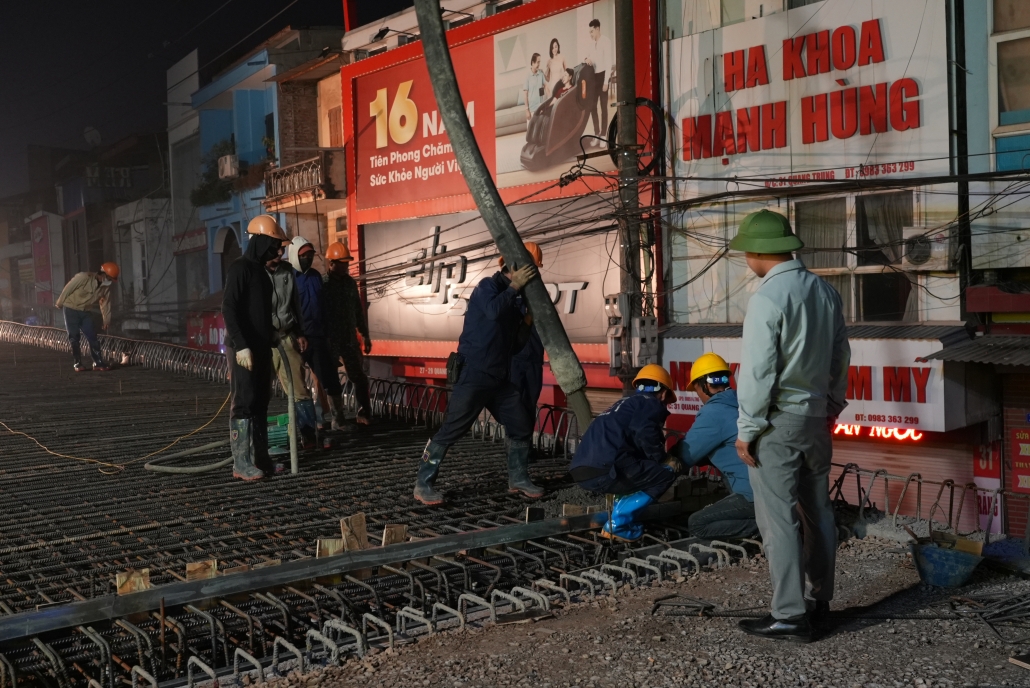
189,27,343,290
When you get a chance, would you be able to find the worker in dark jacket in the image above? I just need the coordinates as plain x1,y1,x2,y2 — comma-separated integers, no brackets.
413,258,540,506
323,241,373,425
508,242,545,432
289,236,343,433
222,215,287,481
570,364,678,541
669,353,757,539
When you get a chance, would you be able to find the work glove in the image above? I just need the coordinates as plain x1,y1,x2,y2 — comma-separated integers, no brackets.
236,348,254,371
662,454,682,474
363,339,373,355
509,265,537,291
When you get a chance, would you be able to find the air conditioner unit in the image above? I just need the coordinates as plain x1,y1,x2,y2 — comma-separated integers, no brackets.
218,154,239,180
902,227,950,271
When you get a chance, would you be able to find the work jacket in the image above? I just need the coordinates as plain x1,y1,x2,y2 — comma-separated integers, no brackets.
294,269,326,338
456,272,529,380
222,238,275,352
268,263,304,339
55,272,112,326
510,316,544,399
670,389,754,502
323,271,370,354
570,393,669,477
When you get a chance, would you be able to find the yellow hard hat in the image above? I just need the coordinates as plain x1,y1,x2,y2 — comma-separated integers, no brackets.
247,215,287,241
633,364,676,404
689,353,731,386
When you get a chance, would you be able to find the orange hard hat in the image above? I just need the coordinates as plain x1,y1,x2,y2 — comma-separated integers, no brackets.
325,241,352,261
498,242,543,269
100,262,120,281
247,215,287,241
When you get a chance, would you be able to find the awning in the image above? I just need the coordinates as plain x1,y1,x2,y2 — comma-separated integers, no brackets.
917,336,1030,366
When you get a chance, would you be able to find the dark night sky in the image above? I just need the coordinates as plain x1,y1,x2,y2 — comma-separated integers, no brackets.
0,0,412,198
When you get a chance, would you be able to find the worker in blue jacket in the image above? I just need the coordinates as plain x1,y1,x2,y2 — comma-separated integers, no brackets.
569,364,679,541
413,254,541,505
669,353,758,540
508,243,545,432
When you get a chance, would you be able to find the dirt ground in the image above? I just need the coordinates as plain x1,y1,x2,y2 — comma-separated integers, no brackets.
266,536,1030,688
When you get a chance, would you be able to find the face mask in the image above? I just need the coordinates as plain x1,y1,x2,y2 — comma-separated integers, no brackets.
299,254,314,272
101,279,113,287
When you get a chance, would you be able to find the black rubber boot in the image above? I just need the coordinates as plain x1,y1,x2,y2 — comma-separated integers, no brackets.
296,399,318,450
328,395,347,430
413,440,446,505
252,420,274,475
507,439,544,498
231,419,263,481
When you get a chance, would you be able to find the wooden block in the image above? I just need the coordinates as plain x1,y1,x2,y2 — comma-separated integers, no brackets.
185,560,218,581
317,538,345,558
1010,654,1030,671
562,504,587,517
587,504,605,514
253,559,282,570
340,513,371,551
221,565,251,575
525,507,545,522
381,524,408,546
116,569,150,595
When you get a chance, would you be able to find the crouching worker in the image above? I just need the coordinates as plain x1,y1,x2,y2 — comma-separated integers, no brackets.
669,353,758,540
569,364,678,541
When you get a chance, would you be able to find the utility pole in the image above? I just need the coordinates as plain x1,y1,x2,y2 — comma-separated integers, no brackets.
614,0,642,394
413,0,594,432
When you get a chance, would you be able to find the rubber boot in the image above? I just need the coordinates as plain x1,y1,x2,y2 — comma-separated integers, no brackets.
253,420,276,475
73,355,86,373
507,439,544,498
296,399,318,450
328,395,347,430
230,418,263,481
413,440,446,505
601,491,653,541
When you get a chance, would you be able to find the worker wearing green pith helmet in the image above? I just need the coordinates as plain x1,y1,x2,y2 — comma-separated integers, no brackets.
731,210,850,643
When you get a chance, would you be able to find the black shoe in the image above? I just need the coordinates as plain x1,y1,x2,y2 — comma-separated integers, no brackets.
808,600,830,629
739,614,812,643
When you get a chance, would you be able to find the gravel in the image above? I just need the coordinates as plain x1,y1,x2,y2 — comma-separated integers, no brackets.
262,536,1030,687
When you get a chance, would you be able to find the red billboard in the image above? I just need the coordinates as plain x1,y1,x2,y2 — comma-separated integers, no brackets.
342,0,658,225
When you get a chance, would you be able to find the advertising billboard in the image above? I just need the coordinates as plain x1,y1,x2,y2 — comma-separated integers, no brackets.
344,0,634,225
667,1,950,193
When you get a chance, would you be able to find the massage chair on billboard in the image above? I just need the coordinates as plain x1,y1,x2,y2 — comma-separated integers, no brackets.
519,62,598,172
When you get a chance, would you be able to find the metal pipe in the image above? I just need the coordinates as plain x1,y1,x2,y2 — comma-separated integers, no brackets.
412,0,593,432
277,342,299,474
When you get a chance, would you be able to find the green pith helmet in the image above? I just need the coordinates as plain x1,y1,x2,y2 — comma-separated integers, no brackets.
729,210,804,253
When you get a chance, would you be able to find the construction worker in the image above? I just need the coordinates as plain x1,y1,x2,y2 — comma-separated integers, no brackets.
731,210,850,642
413,254,541,506
508,242,545,433
223,216,287,481
268,240,311,457
568,364,678,541
668,353,757,540
322,241,373,425
54,262,119,372
288,236,341,436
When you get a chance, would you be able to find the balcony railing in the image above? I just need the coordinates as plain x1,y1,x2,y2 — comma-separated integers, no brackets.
264,150,345,201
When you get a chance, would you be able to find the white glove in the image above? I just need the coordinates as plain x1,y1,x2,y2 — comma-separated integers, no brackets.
235,348,253,371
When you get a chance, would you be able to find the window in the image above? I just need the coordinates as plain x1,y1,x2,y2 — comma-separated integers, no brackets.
996,132,1030,170
795,198,846,269
855,191,913,267
788,0,824,8
998,37,1030,125
994,0,1030,33
720,0,744,26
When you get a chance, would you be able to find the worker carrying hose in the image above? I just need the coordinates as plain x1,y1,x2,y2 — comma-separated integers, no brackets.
668,353,757,540
288,236,341,436
268,240,311,456
569,364,678,541
413,255,541,506
322,241,373,425
730,210,850,643
223,215,287,481
508,243,545,441
54,262,119,372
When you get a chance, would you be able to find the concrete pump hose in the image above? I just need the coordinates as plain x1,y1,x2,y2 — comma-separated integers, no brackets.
143,440,232,474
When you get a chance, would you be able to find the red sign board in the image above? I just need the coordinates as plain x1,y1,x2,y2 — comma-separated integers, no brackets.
1011,428,1030,493
355,39,495,211
187,312,226,352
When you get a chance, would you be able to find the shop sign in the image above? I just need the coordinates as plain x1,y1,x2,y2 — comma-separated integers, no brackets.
663,337,946,432
173,228,208,255
351,0,618,216
974,442,1003,533
29,216,52,306
667,0,949,189
1011,428,1030,494
363,200,617,343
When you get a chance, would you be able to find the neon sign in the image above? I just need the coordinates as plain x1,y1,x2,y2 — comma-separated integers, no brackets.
834,424,924,442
